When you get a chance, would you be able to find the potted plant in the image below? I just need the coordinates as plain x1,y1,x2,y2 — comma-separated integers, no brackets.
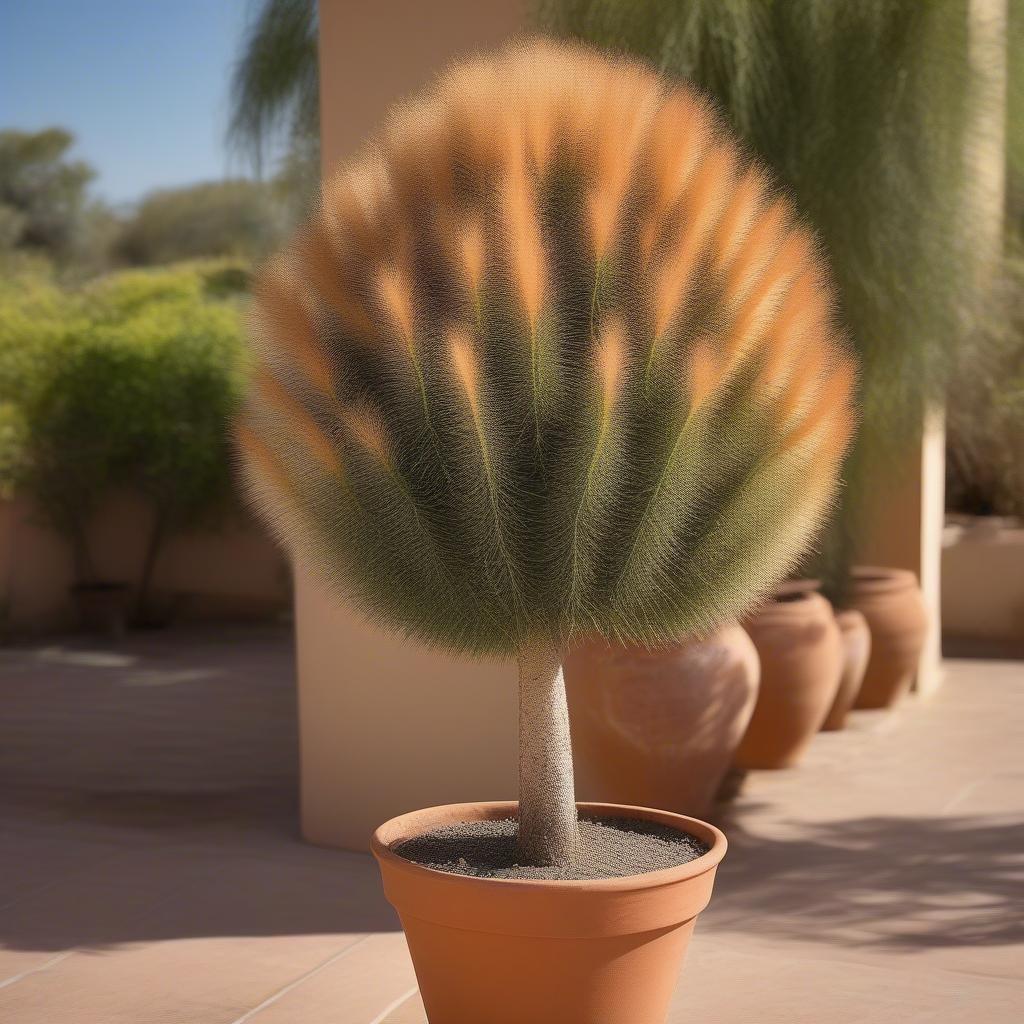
0,263,248,634
237,41,855,1024
944,247,1024,655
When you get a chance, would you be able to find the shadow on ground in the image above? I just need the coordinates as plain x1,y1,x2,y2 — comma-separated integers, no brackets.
1,627,400,952
710,810,1024,949
2,631,1021,957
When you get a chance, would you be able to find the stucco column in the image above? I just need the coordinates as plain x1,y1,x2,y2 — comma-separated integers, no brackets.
298,0,526,850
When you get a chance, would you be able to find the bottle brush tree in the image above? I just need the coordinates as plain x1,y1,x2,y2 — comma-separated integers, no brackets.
237,40,856,868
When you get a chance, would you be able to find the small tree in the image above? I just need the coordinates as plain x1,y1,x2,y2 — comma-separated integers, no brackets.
0,128,95,264
237,41,855,867
114,181,286,267
1,263,246,605
90,268,247,618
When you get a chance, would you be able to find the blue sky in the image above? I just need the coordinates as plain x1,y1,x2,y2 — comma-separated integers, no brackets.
0,0,261,206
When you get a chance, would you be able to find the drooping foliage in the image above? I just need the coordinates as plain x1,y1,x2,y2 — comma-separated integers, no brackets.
537,0,977,593
946,2,1024,518
228,0,319,173
237,41,856,657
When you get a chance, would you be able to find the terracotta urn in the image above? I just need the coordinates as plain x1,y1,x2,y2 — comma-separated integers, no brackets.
373,801,726,1024
734,591,842,769
821,609,872,730
563,624,760,819
847,567,929,709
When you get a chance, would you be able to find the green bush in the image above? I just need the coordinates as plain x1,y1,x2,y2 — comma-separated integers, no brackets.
0,261,248,607
946,250,1024,518
114,180,286,267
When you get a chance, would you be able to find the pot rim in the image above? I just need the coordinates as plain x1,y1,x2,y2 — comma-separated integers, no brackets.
746,588,830,623
848,565,918,595
372,800,726,895
567,621,747,660
774,577,822,597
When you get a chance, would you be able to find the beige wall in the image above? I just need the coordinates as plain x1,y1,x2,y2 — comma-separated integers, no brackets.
942,521,1024,655
296,574,518,848
0,493,290,631
318,0,527,167
298,0,527,850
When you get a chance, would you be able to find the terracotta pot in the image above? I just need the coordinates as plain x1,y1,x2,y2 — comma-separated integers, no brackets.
734,591,842,769
373,801,726,1024
821,609,871,730
564,624,759,819
847,567,929,709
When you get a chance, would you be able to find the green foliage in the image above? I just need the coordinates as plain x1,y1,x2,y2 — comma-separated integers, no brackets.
954,1,1024,519
947,249,1024,517
229,0,319,171
537,0,977,596
0,262,248,584
1008,0,1024,234
241,43,854,658
0,128,115,271
114,180,287,267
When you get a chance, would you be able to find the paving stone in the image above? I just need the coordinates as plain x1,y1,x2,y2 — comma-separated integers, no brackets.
0,631,1020,1022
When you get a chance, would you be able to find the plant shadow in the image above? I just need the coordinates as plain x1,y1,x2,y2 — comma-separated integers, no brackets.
706,808,1024,950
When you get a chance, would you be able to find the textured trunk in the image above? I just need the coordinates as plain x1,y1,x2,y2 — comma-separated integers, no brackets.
135,508,167,622
517,639,580,867
69,518,97,584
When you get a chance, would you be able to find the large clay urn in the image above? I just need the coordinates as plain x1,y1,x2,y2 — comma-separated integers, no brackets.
847,567,929,709
564,625,760,819
822,609,872,730
734,591,842,769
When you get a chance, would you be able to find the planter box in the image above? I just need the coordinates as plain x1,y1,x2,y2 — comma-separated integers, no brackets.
0,494,290,633
942,515,1024,657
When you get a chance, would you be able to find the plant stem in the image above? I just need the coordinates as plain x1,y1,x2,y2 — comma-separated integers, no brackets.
136,506,167,622
68,515,97,584
517,638,580,867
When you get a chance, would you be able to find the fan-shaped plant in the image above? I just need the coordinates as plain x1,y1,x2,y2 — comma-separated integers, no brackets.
237,40,856,866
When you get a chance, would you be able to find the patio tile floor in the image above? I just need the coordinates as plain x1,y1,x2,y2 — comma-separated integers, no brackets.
0,626,1021,1022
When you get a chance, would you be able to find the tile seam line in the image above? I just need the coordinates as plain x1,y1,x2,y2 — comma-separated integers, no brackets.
367,984,420,1024
0,949,75,991
228,933,373,1024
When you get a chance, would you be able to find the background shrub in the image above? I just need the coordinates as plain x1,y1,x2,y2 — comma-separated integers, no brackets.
113,181,287,267
0,262,248,601
946,251,1024,518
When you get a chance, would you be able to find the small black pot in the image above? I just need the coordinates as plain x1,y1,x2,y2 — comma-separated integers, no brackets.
70,582,131,639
